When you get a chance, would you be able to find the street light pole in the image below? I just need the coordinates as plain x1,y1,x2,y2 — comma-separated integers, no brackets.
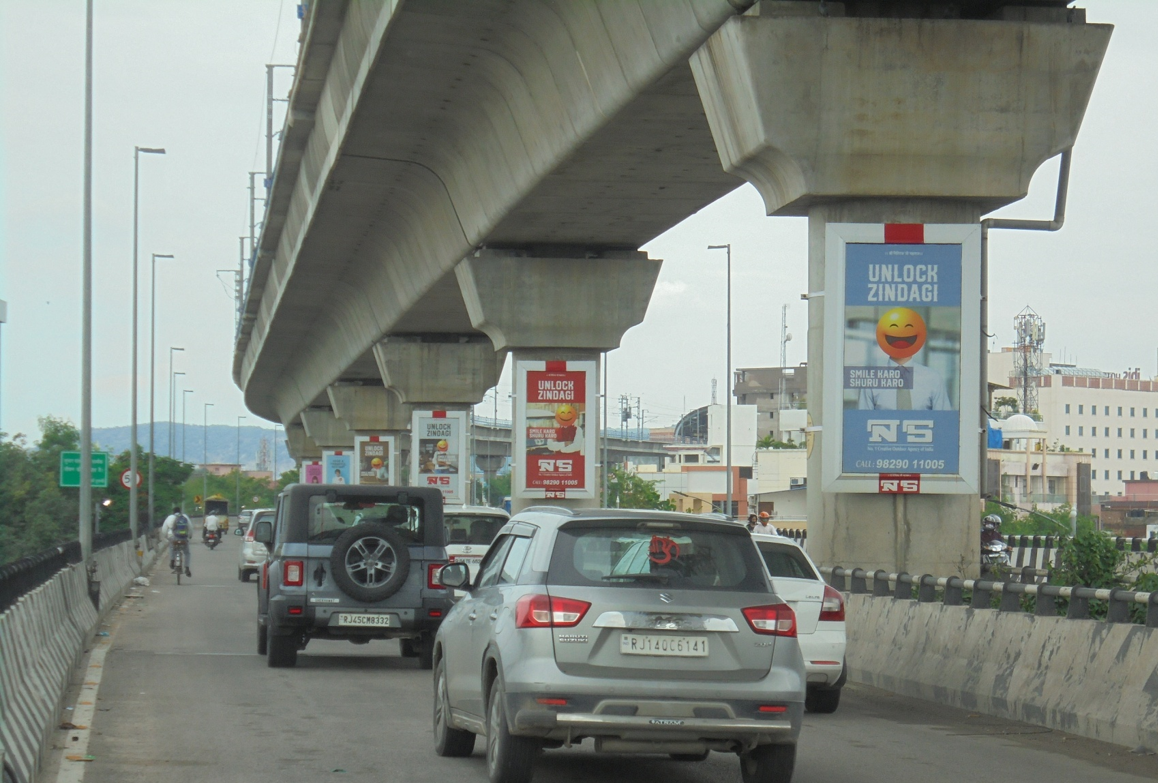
171,369,185,456
237,415,246,519
167,348,183,456
182,389,193,462
148,253,174,537
130,145,165,555
203,402,214,515
708,244,733,520
80,0,94,565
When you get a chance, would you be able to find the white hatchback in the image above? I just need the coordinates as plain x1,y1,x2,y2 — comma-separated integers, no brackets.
237,508,273,582
753,533,847,713
442,505,509,580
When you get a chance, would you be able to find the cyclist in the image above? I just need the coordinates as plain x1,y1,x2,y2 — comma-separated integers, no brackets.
162,505,192,577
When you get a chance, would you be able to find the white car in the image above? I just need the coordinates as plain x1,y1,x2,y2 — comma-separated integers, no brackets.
237,507,274,582
753,533,847,713
442,505,508,580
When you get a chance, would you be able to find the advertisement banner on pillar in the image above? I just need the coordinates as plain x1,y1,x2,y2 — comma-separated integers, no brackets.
822,223,980,494
322,450,352,485
303,460,323,485
515,360,597,500
410,410,467,504
353,435,397,486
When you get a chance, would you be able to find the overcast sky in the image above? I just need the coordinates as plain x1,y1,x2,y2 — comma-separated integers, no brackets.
2,1,1155,442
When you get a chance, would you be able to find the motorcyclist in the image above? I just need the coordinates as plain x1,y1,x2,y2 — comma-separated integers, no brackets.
162,505,192,577
981,514,1003,544
203,512,221,543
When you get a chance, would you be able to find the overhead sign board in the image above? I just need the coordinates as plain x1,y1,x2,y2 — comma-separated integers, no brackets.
60,451,109,488
822,223,980,495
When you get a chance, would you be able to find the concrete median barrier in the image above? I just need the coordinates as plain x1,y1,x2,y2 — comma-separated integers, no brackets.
845,594,1158,751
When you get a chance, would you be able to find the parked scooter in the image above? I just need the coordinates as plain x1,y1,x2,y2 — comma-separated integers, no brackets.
205,529,222,550
980,514,1010,572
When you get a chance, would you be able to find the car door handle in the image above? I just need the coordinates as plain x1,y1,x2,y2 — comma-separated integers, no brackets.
489,612,498,621
468,612,477,621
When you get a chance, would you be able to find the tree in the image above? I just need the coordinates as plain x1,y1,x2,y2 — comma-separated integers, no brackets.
757,434,800,450
993,396,1019,417
606,467,674,511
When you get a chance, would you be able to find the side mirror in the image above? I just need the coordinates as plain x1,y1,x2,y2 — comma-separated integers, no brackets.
233,527,245,536
439,563,471,591
254,520,274,546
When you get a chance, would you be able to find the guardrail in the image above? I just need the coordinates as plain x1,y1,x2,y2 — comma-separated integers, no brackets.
0,528,138,614
822,566,1158,626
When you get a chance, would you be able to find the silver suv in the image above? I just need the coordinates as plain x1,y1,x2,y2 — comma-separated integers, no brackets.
253,484,452,668
432,508,805,783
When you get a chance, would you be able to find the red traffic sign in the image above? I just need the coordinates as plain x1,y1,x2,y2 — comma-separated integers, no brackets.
120,469,142,489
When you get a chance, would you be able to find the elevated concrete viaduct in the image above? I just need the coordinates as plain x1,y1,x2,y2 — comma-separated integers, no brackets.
237,0,1109,573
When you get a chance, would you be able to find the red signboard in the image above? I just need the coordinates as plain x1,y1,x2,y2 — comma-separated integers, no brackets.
878,473,921,494
518,360,595,497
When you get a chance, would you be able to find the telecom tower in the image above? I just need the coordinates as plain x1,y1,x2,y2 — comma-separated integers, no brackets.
256,436,271,472
1012,306,1046,415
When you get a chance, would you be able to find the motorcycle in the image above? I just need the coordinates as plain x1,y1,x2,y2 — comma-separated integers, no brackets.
205,529,222,550
980,514,1010,572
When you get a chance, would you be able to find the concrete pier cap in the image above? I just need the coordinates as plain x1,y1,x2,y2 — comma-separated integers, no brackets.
690,9,1110,576
284,422,322,463
374,335,504,408
299,408,354,450
456,249,662,513
327,383,412,432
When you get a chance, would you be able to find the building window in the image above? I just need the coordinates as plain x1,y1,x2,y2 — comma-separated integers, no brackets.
1132,429,1136,438
1106,428,1111,437
1131,450,1136,459
1079,426,1084,436
1131,471,1136,480
1092,406,1097,416
1065,404,1071,414
1131,407,1136,417
1065,425,1071,435
1080,404,1085,414
1105,470,1110,480
1118,470,1123,480
1118,406,1123,416
1092,428,1097,437
1118,449,1123,458
1105,449,1110,458
1106,406,1110,415
1145,430,1149,439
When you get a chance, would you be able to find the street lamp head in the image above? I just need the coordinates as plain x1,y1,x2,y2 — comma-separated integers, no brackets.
137,147,166,155
152,253,174,260
707,244,730,250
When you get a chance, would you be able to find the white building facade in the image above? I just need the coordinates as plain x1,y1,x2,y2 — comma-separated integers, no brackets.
990,350,1158,497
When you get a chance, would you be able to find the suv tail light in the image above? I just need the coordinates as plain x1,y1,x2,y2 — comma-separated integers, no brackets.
262,562,269,590
245,529,255,542
743,603,797,637
283,560,304,587
819,585,845,622
515,594,591,628
428,563,446,590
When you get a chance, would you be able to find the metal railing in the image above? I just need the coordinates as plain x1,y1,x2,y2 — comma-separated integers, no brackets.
822,566,1158,627
0,527,135,614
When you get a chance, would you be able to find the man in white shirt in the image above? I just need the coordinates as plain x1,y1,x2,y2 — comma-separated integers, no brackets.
161,506,192,577
755,512,779,536
858,361,950,410
202,513,220,542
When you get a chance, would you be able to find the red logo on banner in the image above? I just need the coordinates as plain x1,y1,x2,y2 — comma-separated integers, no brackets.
426,476,451,486
879,474,921,494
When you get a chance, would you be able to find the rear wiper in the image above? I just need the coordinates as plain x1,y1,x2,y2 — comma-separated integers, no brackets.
602,573,669,583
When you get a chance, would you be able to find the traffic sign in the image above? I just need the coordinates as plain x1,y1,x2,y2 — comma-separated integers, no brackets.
60,451,109,488
120,469,142,489
194,495,203,504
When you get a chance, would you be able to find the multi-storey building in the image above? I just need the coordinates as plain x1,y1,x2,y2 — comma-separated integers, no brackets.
989,349,1158,497
733,365,808,441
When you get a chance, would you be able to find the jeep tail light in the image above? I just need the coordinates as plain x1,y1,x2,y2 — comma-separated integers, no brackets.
743,603,797,637
819,585,845,622
428,563,446,590
283,560,304,587
515,594,591,628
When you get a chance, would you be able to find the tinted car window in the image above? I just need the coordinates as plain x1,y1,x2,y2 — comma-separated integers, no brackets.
549,523,768,592
306,497,424,544
444,514,506,545
759,544,819,580
499,536,532,585
477,535,514,589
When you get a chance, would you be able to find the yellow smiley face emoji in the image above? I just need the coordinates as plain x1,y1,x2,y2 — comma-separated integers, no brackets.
876,307,926,360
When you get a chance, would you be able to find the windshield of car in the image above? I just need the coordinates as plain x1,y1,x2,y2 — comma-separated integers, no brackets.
549,523,769,592
306,497,424,544
758,543,819,580
444,514,506,546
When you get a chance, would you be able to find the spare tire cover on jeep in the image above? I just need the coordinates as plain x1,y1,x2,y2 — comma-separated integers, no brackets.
329,522,411,602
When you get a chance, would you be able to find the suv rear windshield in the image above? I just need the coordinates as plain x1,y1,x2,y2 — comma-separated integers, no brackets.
549,522,769,592
445,514,506,546
758,542,819,580
307,497,424,544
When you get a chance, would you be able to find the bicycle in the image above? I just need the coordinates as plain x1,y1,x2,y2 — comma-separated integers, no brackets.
171,540,190,585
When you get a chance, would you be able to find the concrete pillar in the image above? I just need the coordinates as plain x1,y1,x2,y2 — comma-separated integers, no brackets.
327,383,412,486
691,11,1110,576
456,249,661,513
